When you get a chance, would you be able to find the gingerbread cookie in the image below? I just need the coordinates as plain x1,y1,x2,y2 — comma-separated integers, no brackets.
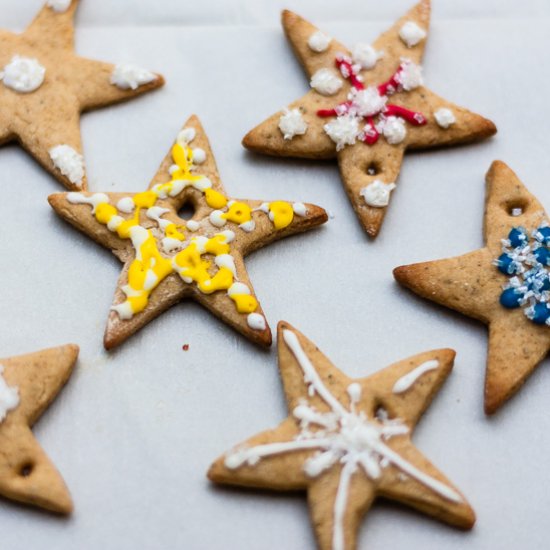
242,0,496,237
49,116,328,349
0,0,164,190
0,344,78,514
394,161,550,414
209,322,474,550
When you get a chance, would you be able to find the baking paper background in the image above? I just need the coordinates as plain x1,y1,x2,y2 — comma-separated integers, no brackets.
0,0,548,548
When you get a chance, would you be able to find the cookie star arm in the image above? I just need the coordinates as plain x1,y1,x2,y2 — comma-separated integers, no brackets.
208,418,310,490
337,141,405,237
484,317,550,414
307,466,376,550
393,248,501,323
72,57,164,112
362,349,454,427
376,442,475,529
372,0,431,67
24,0,78,51
483,160,546,250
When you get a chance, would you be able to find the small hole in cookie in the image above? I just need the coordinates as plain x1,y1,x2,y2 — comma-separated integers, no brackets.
178,202,195,221
366,162,380,176
505,201,527,217
19,462,33,477
374,404,392,422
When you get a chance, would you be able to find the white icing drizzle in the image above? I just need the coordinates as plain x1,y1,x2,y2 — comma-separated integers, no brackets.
0,365,19,422
308,30,332,52
310,68,343,96
110,64,156,90
47,0,71,12
0,56,46,93
225,330,462,550
392,360,440,394
67,192,108,211
399,21,427,47
49,145,85,186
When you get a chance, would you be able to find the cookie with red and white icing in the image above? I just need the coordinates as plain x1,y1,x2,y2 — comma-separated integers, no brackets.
0,344,78,514
48,116,327,349
0,0,164,190
394,161,550,414
209,322,475,550
242,0,496,237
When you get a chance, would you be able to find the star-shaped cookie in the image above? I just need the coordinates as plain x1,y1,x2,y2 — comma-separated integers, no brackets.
209,322,474,550
0,0,164,190
49,115,328,349
242,0,496,237
0,343,78,514
394,161,550,414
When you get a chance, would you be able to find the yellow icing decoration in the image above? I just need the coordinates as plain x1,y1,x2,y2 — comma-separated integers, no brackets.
67,133,304,325
230,294,258,313
223,202,252,225
269,201,294,230
204,188,228,209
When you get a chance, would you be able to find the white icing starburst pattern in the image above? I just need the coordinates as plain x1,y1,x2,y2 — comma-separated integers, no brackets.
225,329,462,550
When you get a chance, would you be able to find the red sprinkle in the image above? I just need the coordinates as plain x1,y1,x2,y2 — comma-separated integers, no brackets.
182,344,189,351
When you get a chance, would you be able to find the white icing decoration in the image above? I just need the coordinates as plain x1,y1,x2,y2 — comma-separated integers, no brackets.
392,360,440,394
177,127,196,145
292,203,308,217
49,145,85,186
225,330,462,550
209,210,227,227
348,87,387,117
308,31,332,52
239,220,256,233
47,0,71,12
360,180,396,208
278,108,308,140
215,254,237,277
399,21,427,47
117,197,135,214
110,64,156,90
228,282,250,296
247,313,266,331
434,108,456,129
186,220,200,231
395,60,423,91
192,148,206,164
0,365,19,422
310,68,343,96
323,114,360,151
67,192,109,212
0,56,45,93
381,116,407,145
352,43,383,70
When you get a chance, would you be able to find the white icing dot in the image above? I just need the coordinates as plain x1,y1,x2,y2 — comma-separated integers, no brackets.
381,116,407,145
278,108,308,140
117,197,135,213
110,64,156,90
347,382,362,404
228,282,250,296
247,313,266,331
310,68,343,96
192,148,206,164
323,114,360,151
47,0,71,12
395,60,423,91
348,87,387,117
308,30,332,52
399,21,427,47
292,202,308,217
1,56,46,93
352,43,383,70
186,220,199,231
434,108,456,129
49,144,85,186
239,220,256,233
360,180,396,207
111,302,133,320
220,230,235,243
177,127,196,144
209,210,226,228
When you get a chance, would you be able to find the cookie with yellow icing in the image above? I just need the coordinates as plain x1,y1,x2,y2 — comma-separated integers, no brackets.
242,0,496,237
394,161,550,414
209,322,474,550
0,0,164,190
0,344,78,514
49,115,328,349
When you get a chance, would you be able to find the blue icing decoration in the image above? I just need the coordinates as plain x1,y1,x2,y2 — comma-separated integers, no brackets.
496,223,550,326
